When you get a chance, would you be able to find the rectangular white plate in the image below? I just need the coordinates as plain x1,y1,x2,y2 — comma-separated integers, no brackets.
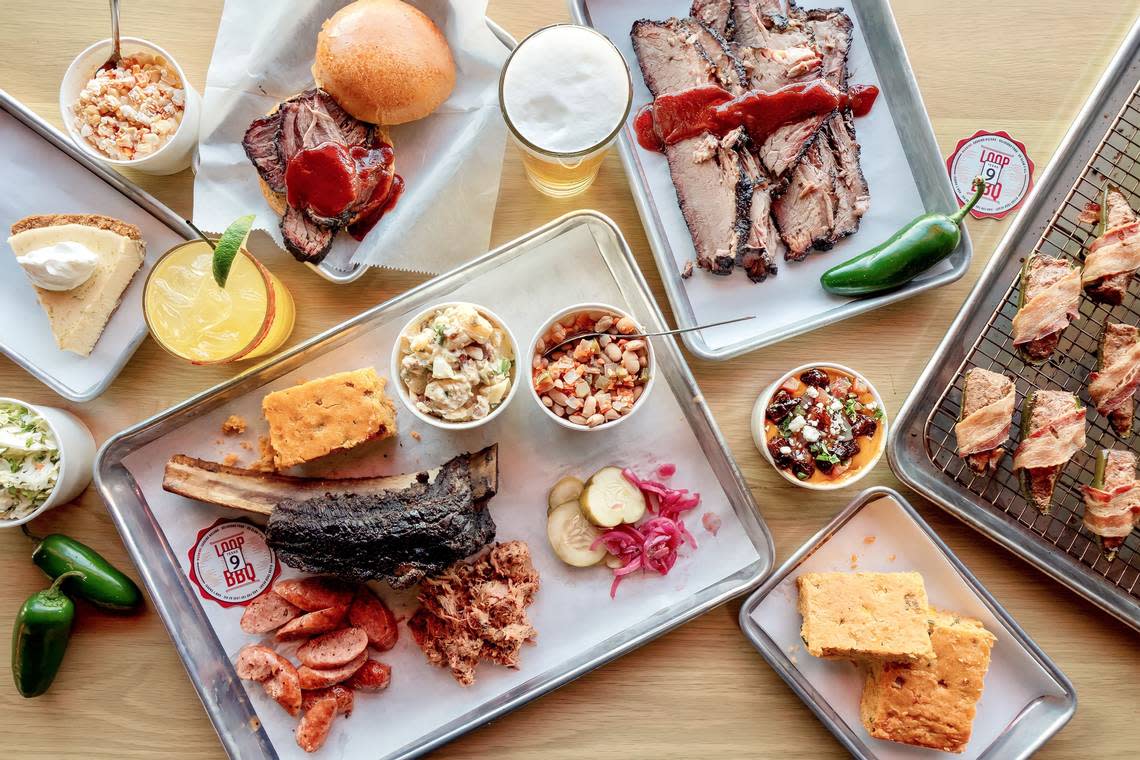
571,0,970,360
0,93,192,401
739,487,1075,759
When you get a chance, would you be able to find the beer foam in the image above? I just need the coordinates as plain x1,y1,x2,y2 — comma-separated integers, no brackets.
502,26,630,154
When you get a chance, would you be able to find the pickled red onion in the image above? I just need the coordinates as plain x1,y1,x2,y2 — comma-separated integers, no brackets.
596,469,702,598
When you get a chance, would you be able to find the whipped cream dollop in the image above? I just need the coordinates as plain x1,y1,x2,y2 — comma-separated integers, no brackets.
15,241,100,291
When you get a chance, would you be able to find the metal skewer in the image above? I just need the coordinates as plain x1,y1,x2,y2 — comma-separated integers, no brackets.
541,315,755,357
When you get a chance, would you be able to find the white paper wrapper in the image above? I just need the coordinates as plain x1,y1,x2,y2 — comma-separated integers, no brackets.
586,0,938,352
192,0,509,274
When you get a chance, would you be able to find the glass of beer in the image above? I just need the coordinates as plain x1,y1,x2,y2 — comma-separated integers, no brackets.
143,240,296,365
499,25,633,198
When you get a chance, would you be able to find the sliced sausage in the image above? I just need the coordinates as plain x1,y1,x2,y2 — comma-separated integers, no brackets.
235,645,302,716
348,587,398,651
344,659,391,691
302,685,354,716
296,695,337,753
275,606,348,642
240,591,302,634
297,627,368,669
297,652,368,690
273,577,355,612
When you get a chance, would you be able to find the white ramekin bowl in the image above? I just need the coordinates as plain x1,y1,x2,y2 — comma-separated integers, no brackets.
60,37,202,175
389,302,521,432
0,398,96,528
527,302,656,432
750,363,888,491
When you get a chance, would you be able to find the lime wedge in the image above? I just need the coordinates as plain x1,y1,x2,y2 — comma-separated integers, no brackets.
212,214,256,288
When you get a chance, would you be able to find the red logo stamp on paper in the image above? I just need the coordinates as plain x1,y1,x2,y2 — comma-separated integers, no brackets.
187,518,279,607
946,130,1034,219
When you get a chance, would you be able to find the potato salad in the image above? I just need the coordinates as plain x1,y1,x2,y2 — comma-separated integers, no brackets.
398,304,514,422
0,401,60,521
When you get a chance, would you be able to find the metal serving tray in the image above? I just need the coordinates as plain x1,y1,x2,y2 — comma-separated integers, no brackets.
740,486,1075,759
0,89,195,401
310,17,517,284
889,16,1140,633
569,0,969,360
95,211,775,759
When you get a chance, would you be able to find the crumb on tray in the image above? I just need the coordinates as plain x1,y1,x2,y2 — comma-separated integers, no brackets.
222,415,247,435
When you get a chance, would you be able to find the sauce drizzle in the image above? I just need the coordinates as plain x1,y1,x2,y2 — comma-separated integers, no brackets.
284,138,404,238
634,79,881,153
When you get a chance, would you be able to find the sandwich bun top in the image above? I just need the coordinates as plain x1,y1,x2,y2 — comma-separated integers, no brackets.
313,0,456,126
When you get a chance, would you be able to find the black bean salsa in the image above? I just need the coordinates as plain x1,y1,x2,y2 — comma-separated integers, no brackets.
764,367,884,483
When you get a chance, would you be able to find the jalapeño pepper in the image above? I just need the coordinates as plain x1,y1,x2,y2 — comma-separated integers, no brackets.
12,570,84,697
29,530,142,611
821,177,986,297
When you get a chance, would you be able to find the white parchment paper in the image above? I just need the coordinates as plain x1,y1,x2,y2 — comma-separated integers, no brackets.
750,497,1067,759
192,0,509,274
586,0,937,352
121,221,765,759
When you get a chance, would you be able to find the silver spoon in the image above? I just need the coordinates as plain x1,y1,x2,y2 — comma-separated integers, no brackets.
541,315,755,358
99,0,122,71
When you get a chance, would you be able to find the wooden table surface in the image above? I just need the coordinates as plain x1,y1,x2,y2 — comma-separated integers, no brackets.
3,1,1138,757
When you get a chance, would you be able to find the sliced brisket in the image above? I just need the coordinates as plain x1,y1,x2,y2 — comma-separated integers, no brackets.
281,204,334,263
278,90,345,164
691,0,734,37
738,148,781,280
681,19,749,94
772,131,838,259
732,0,794,44
630,19,717,96
246,88,390,263
826,109,870,244
242,112,287,194
632,19,750,276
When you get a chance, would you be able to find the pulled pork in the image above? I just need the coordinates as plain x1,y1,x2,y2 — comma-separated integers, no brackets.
408,541,539,686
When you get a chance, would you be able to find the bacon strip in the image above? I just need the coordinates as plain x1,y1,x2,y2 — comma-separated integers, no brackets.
1082,220,1140,285
1081,483,1140,539
955,386,1016,457
1011,267,1081,345
1012,408,1086,471
1089,340,1140,415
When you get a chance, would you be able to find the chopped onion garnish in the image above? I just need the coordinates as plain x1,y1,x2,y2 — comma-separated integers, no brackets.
657,463,676,478
701,512,722,536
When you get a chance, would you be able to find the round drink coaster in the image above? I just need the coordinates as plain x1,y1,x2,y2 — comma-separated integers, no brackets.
946,130,1034,219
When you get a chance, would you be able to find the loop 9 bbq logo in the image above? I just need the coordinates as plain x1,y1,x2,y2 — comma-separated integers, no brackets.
187,518,280,607
947,130,1034,220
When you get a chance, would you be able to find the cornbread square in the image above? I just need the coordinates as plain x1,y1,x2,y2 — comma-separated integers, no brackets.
797,572,933,661
860,608,996,753
262,368,397,469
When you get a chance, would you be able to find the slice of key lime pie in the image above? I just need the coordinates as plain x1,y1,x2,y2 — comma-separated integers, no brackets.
8,214,146,356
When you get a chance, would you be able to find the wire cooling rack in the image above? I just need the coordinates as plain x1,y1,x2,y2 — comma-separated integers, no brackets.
922,78,1140,602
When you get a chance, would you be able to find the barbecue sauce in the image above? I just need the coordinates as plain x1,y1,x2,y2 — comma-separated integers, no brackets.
349,174,405,241
284,139,402,237
847,84,879,117
285,143,358,218
635,79,881,153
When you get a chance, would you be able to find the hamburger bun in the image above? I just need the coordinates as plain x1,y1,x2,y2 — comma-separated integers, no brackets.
313,0,456,126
